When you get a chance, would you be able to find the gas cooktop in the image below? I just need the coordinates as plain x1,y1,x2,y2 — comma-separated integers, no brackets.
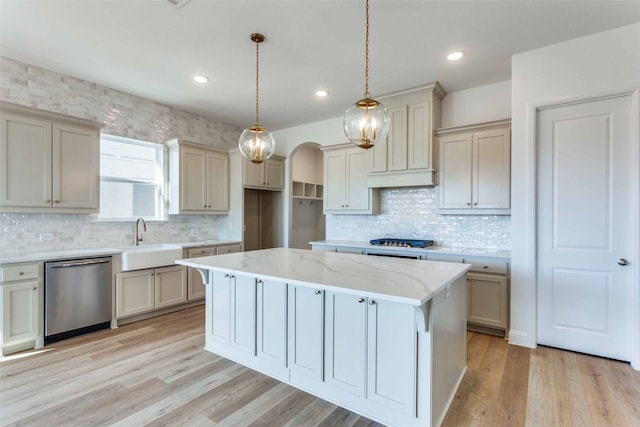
369,238,434,248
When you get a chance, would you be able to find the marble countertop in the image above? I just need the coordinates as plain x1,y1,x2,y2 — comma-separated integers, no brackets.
0,240,242,264
177,247,471,306
310,240,511,259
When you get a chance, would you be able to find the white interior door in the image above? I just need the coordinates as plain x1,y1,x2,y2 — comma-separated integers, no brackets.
537,94,633,361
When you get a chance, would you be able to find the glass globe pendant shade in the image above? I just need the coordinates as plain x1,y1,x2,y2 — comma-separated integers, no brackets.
238,125,275,164
343,97,390,149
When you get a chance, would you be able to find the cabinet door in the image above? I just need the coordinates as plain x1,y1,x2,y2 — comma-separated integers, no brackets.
243,160,264,188
466,273,508,330
288,285,324,380
367,299,417,416
0,113,52,208
207,151,229,212
53,123,99,209
473,128,511,209
1,280,39,347
230,275,256,355
368,135,388,173
180,146,208,211
407,102,431,170
155,265,187,309
257,279,287,366
438,133,473,209
210,271,231,345
324,150,347,211
325,292,367,396
265,159,284,190
387,106,408,171
116,270,155,318
346,149,370,211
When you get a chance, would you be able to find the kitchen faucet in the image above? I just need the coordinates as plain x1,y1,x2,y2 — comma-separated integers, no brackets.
134,217,147,246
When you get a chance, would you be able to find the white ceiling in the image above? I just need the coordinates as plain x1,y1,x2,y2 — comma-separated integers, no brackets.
1,0,639,130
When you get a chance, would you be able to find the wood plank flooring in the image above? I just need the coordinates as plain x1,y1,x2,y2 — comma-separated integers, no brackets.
1,305,639,426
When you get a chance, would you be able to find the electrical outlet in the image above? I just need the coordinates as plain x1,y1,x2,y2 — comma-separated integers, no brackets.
40,233,54,241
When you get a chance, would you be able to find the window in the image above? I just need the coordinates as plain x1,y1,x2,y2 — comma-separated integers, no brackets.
99,135,165,220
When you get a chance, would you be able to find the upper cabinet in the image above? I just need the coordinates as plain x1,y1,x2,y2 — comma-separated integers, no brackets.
367,82,446,188
0,102,102,213
322,144,379,215
243,156,284,191
166,138,229,214
436,119,511,214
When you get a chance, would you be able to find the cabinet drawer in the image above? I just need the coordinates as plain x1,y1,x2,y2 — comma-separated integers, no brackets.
0,263,40,282
216,244,242,255
426,254,464,263
465,260,508,275
187,246,216,258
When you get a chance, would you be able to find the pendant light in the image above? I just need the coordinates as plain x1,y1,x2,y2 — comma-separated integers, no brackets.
343,0,390,149
239,33,275,164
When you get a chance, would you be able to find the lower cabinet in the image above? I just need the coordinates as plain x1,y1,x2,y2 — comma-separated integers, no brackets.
466,273,508,331
116,265,187,318
324,292,367,396
256,279,287,367
1,278,40,355
288,285,324,380
205,276,422,422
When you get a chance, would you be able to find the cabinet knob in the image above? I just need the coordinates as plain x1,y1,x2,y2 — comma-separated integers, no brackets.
19,271,24,276
315,290,322,295
467,202,471,206
45,200,51,204
32,286,37,291
369,300,376,305
474,202,478,206
341,205,344,208
483,265,489,269
358,298,365,303
54,200,60,204
256,279,263,285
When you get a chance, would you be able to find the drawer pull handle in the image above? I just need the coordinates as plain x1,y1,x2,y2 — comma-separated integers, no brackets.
483,266,489,269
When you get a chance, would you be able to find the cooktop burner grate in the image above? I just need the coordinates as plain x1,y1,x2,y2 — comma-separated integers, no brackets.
369,238,434,248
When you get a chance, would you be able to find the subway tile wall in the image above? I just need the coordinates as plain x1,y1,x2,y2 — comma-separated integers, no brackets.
326,187,511,250
0,57,242,256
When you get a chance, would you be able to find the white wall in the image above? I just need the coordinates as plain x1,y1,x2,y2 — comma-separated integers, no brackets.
441,81,511,127
510,23,640,352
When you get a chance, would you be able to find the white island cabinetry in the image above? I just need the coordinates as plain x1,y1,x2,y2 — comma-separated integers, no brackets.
178,248,470,427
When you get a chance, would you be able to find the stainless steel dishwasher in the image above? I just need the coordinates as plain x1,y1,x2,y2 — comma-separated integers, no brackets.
44,257,112,344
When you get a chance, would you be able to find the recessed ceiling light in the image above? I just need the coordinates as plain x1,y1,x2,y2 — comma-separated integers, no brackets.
316,90,329,97
447,51,464,61
194,75,209,83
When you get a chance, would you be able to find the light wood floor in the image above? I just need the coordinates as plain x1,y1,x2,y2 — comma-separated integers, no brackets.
1,306,639,426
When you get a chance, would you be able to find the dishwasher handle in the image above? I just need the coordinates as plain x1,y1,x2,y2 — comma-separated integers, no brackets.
49,258,111,269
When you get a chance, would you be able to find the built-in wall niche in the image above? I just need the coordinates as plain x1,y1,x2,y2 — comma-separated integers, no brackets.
292,181,323,200
290,144,325,249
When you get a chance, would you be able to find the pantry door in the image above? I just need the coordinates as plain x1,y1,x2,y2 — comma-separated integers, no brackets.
537,94,634,361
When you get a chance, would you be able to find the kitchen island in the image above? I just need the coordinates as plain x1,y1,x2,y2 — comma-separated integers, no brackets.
177,247,470,427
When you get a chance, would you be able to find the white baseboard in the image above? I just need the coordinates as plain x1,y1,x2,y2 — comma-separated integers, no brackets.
508,329,536,348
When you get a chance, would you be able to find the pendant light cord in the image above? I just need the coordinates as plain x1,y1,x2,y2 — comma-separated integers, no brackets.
364,0,370,99
255,39,260,125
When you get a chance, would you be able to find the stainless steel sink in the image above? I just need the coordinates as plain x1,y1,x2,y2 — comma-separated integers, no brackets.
120,244,183,271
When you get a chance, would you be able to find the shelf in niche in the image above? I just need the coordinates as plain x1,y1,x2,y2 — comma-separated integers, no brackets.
292,180,323,200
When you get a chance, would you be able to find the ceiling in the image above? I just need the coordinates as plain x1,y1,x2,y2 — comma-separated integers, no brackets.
1,1,639,131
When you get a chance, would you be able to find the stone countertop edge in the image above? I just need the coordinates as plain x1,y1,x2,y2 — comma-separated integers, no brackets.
310,240,511,259
177,247,472,306
0,240,242,265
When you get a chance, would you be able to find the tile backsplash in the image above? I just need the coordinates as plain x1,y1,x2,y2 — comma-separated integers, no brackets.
0,57,242,256
326,187,511,250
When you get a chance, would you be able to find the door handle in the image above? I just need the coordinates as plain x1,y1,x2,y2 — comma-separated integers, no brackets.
617,258,629,266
